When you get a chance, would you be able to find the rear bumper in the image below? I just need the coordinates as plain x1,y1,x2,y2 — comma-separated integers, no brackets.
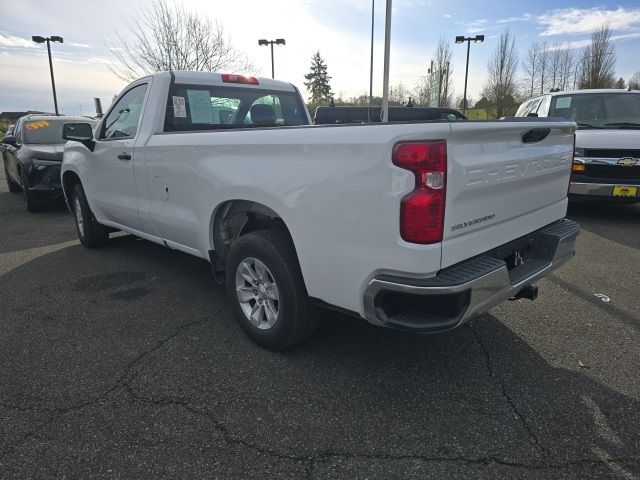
363,219,580,332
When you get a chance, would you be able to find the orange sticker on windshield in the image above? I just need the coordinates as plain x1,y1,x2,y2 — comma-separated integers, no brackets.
25,120,50,130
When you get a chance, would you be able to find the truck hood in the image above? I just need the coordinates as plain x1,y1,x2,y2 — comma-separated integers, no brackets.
576,129,640,150
23,144,65,161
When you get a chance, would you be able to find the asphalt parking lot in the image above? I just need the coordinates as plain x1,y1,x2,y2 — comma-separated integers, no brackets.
1,170,639,480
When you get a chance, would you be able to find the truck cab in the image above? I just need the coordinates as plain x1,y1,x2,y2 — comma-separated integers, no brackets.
516,89,640,203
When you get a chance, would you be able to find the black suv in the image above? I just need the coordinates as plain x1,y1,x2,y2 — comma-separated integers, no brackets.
2,115,97,212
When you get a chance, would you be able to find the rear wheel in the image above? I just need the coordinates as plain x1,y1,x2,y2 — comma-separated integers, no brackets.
72,183,109,248
226,229,318,351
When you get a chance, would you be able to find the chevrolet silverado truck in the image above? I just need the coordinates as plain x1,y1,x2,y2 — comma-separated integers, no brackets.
61,71,580,350
516,89,640,202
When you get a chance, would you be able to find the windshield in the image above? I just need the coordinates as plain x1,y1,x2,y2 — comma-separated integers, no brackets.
22,119,68,144
549,93,640,129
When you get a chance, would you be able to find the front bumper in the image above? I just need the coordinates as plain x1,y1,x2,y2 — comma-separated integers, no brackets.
363,219,580,332
569,181,640,200
25,161,63,201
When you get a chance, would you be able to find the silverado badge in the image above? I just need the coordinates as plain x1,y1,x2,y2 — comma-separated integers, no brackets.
617,157,638,166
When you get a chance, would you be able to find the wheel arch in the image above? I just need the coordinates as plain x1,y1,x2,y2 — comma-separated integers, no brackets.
61,169,82,212
209,199,300,282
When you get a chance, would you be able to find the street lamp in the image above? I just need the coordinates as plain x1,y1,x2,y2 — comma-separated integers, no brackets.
455,34,484,114
32,35,63,116
258,38,285,79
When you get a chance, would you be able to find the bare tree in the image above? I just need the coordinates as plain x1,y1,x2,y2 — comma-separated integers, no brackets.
557,45,575,91
577,24,616,89
432,38,454,107
482,29,519,118
413,77,432,106
629,72,640,90
522,42,541,97
106,0,252,81
537,42,550,94
549,46,563,91
389,83,409,105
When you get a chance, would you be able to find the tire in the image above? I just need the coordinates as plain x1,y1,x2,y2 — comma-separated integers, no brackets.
21,171,41,212
72,183,109,248
4,163,21,193
226,229,318,351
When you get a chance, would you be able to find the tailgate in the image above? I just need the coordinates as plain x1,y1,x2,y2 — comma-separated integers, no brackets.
441,120,575,268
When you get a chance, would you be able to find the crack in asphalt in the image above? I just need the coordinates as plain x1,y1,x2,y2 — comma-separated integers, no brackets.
120,375,640,473
469,322,546,456
3,311,639,474
0,314,215,463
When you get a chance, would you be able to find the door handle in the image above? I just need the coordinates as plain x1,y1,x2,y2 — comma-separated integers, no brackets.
117,153,132,160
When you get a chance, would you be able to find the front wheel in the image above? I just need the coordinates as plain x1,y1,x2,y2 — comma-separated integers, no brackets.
72,183,109,248
21,171,41,212
4,163,21,193
226,229,318,351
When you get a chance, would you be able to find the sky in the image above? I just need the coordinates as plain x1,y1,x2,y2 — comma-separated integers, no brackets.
1,0,639,116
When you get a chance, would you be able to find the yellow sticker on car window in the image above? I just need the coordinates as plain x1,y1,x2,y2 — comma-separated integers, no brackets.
25,120,50,130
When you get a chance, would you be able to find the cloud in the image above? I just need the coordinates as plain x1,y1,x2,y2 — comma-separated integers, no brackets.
0,34,35,48
538,7,640,36
465,14,533,33
496,14,532,24
443,14,452,18
69,42,91,48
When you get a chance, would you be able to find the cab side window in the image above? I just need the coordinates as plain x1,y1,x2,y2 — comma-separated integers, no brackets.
14,120,23,144
516,101,531,117
525,99,541,116
535,97,550,117
101,84,148,140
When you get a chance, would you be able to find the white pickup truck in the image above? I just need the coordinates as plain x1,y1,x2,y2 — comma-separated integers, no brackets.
61,71,580,350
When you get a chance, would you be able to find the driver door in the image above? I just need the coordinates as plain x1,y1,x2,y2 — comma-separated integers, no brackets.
87,82,149,231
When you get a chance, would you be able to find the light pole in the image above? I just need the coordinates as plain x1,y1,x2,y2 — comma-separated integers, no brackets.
381,0,392,123
258,38,285,79
369,0,375,106
455,34,484,114
32,35,63,116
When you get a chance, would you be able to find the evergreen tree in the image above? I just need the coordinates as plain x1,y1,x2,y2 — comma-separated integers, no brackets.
304,51,333,104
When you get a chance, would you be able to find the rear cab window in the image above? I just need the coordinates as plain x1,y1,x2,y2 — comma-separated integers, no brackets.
164,84,308,132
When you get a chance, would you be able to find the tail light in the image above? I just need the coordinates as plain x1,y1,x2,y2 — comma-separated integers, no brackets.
392,141,447,244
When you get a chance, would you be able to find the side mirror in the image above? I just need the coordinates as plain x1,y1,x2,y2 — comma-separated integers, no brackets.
2,135,17,147
63,123,95,151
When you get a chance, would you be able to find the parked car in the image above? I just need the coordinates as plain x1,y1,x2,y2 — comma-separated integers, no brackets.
61,71,579,350
2,115,98,211
313,106,467,124
516,89,640,203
